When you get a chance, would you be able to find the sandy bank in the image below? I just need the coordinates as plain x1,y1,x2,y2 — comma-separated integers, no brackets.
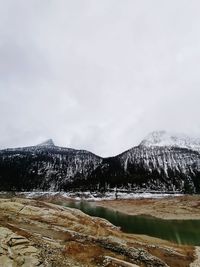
96,195,200,220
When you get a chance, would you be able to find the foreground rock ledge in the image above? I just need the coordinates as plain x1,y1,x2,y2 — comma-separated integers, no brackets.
0,198,196,267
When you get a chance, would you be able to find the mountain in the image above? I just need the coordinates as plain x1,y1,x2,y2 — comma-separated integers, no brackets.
0,140,102,191
140,131,200,151
106,131,200,193
0,132,200,193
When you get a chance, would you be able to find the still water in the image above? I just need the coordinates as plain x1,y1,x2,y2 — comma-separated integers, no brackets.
63,200,200,245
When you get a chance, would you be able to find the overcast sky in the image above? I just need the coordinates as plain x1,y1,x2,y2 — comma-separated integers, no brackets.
0,0,200,156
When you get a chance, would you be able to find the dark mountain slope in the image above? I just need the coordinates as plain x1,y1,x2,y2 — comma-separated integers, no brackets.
0,141,102,191
0,131,200,193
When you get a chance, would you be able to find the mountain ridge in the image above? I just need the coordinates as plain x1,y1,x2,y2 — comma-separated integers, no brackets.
3,130,200,157
0,131,199,193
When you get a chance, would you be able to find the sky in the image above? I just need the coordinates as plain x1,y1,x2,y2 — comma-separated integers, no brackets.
0,0,200,157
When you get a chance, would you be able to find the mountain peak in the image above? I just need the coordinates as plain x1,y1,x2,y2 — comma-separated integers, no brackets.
37,139,55,147
140,131,168,146
140,131,200,151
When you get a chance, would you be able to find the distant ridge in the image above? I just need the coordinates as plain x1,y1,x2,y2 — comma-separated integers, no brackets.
0,130,200,193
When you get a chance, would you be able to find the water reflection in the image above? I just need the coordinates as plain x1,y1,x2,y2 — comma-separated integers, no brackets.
63,200,200,245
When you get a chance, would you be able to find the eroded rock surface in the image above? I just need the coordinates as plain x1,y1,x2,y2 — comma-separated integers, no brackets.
0,226,41,267
0,198,195,266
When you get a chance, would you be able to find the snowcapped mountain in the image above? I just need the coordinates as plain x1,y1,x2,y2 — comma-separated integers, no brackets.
140,131,200,151
0,132,200,193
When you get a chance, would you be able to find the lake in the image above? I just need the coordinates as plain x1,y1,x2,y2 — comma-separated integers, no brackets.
63,200,200,245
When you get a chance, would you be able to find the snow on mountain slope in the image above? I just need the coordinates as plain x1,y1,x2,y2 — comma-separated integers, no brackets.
0,133,200,193
119,145,200,175
0,140,103,191
140,131,200,151
116,145,200,193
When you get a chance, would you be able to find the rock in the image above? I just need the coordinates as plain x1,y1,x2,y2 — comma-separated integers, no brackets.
0,247,4,254
96,238,169,267
19,246,39,255
22,256,41,266
0,226,41,267
0,198,195,267
7,235,29,247
0,255,17,267
104,256,139,266
190,246,200,267
15,256,25,266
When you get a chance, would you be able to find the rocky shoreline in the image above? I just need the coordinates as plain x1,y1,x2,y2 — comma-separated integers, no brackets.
0,197,197,266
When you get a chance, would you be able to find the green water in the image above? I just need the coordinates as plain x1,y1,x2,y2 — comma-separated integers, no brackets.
63,200,200,245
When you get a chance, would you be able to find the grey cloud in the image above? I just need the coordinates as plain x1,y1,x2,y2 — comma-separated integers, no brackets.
0,0,200,156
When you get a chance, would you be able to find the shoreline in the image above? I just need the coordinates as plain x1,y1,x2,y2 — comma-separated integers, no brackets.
1,191,200,220
95,195,200,220
0,190,183,201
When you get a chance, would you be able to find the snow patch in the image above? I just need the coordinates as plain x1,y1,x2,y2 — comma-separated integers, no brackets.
12,191,183,201
140,131,200,151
